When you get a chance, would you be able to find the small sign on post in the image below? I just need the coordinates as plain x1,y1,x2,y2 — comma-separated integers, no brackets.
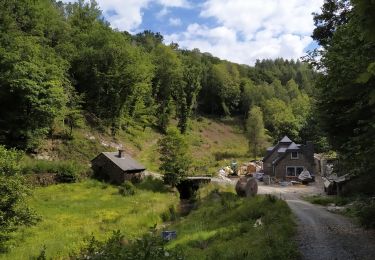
161,230,177,241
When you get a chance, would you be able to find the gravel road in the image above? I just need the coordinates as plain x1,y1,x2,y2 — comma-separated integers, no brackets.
215,176,375,260
288,199,375,260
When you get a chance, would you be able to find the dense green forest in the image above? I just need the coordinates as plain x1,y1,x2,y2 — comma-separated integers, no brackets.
0,0,317,152
0,0,374,257
0,0,373,191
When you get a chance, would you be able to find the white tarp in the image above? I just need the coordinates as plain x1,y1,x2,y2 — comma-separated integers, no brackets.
298,170,312,181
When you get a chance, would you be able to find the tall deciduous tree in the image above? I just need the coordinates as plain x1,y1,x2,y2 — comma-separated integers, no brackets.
177,50,202,133
0,36,68,149
158,127,191,187
246,106,268,158
264,98,299,140
152,45,183,133
311,0,375,194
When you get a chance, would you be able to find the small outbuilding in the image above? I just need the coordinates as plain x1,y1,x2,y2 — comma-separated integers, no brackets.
91,150,146,184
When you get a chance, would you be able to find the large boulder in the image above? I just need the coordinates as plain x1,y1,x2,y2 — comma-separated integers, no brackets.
235,177,258,197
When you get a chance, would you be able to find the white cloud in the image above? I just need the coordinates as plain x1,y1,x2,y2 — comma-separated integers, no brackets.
62,0,324,65
62,0,191,32
166,0,323,64
157,0,191,8
169,18,182,26
156,7,169,19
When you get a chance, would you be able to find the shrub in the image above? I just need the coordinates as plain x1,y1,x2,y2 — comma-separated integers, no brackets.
72,230,184,259
304,195,350,206
137,176,169,193
56,161,83,183
356,200,375,229
161,205,178,222
22,160,86,183
0,146,39,252
118,181,136,196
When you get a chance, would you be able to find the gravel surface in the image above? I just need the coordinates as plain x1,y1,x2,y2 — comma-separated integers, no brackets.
221,176,375,260
174,174,375,259
288,199,375,260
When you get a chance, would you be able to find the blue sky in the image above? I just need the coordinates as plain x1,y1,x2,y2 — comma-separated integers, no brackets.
63,0,323,65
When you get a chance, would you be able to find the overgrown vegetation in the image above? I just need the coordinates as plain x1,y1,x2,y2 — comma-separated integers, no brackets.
22,183,298,259
158,127,191,186
304,195,350,206
167,184,299,259
71,230,184,260
0,146,39,252
305,0,375,227
305,195,375,229
21,159,88,183
356,199,375,229
308,0,375,193
118,181,137,196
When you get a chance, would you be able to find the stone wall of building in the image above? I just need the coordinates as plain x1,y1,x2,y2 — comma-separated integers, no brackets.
263,148,280,176
92,154,144,184
274,151,314,180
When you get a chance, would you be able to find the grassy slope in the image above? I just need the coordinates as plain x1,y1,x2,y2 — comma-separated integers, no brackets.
3,118,275,259
168,184,299,259
37,116,249,175
1,180,179,259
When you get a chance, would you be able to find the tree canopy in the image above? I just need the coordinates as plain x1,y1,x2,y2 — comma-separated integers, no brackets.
309,0,375,194
0,0,317,151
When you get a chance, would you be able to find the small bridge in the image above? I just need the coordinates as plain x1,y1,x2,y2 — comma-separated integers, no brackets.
176,177,211,199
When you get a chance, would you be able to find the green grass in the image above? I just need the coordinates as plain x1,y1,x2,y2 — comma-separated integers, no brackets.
304,195,375,229
166,184,299,260
303,195,350,206
0,179,178,259
37,116,251,176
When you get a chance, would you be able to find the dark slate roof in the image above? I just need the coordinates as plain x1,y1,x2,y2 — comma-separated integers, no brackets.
280,136,292,143
263,136,301,162
287,142,300,150
102,152,146,172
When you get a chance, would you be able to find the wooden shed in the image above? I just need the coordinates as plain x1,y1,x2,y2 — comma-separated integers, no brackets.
91,150,146,184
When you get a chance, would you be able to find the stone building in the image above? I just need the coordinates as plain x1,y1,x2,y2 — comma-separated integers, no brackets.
91,150,146,184
262,136,314,180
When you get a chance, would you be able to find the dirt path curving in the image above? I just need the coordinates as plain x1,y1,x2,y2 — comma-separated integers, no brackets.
287,199,375,260
254,177,375,260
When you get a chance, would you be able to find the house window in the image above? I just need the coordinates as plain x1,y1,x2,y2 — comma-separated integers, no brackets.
286,166,304,177
291,152,299,159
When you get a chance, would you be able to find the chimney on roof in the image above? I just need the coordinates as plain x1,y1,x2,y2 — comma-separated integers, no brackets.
304,141,314,162
118,149,125,158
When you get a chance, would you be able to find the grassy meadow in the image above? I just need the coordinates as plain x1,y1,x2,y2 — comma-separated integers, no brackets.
1,179,179,259
0,180,299,259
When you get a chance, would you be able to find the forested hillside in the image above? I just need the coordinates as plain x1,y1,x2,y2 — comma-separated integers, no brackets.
0,0,375,258
0,0,318,153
